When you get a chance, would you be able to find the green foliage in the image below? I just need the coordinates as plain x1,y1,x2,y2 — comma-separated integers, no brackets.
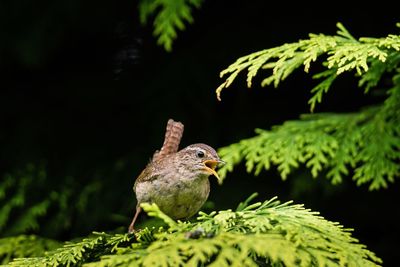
8,194,382,266
0,163,102,237
8,234,105,266
215,23,400,189
139,0,203,51
0,235,61,264
0,164,52,236
216,23,400,105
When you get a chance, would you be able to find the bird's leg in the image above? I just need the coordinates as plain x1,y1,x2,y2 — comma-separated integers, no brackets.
128,205,142,233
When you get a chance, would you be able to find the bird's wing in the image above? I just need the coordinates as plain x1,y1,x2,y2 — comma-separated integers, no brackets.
153,119,184,161
133,163,160,189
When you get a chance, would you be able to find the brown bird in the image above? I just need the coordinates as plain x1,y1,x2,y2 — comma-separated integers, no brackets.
128,119,223,233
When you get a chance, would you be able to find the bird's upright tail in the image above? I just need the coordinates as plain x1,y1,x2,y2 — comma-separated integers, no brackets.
153,119,184,161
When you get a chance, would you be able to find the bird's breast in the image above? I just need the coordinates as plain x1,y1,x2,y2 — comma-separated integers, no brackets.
135,173,210,220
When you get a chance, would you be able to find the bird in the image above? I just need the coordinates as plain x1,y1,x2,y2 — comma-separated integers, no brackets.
128,119,223,233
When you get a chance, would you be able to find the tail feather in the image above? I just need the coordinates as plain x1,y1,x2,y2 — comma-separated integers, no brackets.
153,119,184,161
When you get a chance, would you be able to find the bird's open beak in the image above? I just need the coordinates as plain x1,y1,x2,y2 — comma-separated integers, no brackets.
203,159,225,181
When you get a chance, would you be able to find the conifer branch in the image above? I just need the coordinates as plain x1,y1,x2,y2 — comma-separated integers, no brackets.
215,23,400,189
0,235,60,265
0,164,104,237
216,22,399,107
139,0,203,51
217,81,400,189
8,195,382,266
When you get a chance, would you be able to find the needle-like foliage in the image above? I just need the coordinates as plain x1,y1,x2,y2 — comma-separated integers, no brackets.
0,164,54,236
8,194,381,266
215,23,400,190
139,0,203,51
0,164,103,237
0,235,60,264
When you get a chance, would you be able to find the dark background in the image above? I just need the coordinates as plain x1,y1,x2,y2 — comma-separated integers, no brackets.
1,0,399,265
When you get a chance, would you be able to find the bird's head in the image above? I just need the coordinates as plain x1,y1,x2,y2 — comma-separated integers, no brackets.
178,143,224,181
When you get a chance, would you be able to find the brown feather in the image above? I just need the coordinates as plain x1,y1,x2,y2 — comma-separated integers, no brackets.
153,119,184,161
134,163,159,188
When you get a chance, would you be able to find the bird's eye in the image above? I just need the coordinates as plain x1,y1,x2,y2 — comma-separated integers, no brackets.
196,150,205,158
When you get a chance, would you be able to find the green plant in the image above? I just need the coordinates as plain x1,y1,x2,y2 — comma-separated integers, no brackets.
139,0,203,51
0,164,54,236
8,194,381,266
0,235,61,265
0,163,102,237
2,20,391,267
216,23,400,190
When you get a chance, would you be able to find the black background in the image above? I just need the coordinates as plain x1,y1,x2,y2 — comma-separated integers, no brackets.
1,1,399,265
